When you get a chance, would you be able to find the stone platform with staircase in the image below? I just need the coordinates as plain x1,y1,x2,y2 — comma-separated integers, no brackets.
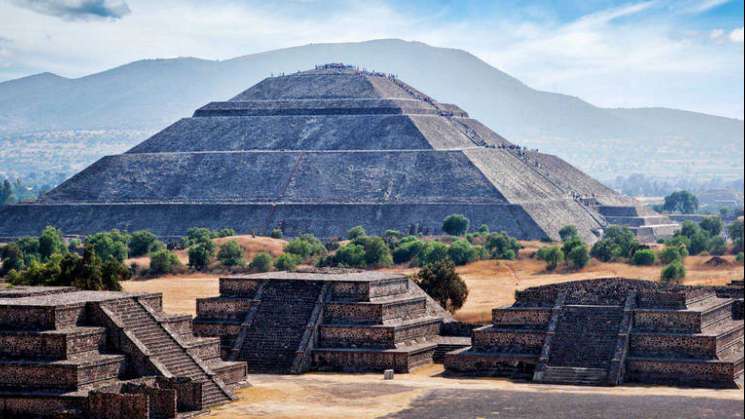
193,270,455,374
0,286,247,418
445,278,744,388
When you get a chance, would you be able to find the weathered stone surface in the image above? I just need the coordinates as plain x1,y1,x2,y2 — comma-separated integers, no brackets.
0,64,650,242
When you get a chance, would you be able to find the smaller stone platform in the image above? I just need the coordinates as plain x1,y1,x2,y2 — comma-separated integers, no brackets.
194,270,455,373
445,278,744,388
0,286,247,418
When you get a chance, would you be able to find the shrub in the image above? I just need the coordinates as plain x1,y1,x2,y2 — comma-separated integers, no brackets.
275,253,301,271
590,239,622,262
599,226,639,259
663,190,698,213
356,236,393,268
631,249,657,266
347,225,367,241
217,240,245,266
687,231,711,256
484,232,520,260
728,220,744,254
270,228,283,239
700,216,723,237
333,243,367,268
284,234,326,261
447,239,479,266
442,214,470,236
478,224,490,234
149,249,181,276
392,239,425,264
128,230,158,257
558,225,578,242
38,226,66,261
182,227,214,247
249,252,274,272
736,252,744,263
536,246,564,271
708,236,728,256
660,260,686,285
188,243,215,271
567,245,590,269
85,230,129,262
1,243,25,275
383,230,402,248
417,241,451,266
658,245,687,264
414,260,468,314
216,228,236,238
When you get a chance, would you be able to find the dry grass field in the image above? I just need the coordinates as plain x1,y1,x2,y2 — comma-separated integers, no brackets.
123,237,743,322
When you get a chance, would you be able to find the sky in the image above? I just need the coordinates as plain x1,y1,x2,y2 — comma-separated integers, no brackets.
0,0,743,119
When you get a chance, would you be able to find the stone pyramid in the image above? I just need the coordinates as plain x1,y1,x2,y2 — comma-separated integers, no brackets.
0,64,652,242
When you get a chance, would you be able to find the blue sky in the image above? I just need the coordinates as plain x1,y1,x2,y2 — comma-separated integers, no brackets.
0,0,743,118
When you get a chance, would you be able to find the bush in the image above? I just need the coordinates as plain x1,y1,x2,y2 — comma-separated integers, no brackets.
590,239,622,262
333,243,367,268
631,249,657,266
270,228,283,239
414,260,468,314
599,226,639,259
663,190,698,213
392,239,425,264
217,240,245,266
442,214,470,236
284,234,326,261
417,241,450,266
728,220,744,254
188,243,215,271
216,228,236,238
182,227,214,247
148,249,181,276
708,236,728,256
660,260,686,285
567,245,590,269
249,252,274,272
478,224,490,234
658,245,687,264
1,243,25,275
347,225,367,241
536,246,564,271
356,236,393,268
128,230,158,257
700,216,723,237
736,252,744,263
383,230,402,248
447,239,479,266
687,231,711,256
558,225,578,242
38,226,66,261
275,253,301,271
484,232,520,260
85,230,129,262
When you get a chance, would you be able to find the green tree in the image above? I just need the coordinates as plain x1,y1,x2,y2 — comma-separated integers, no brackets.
558,225,579,242
217,240,245,266
631,249,657,266
728,220,744,254
392,239,425,264
567,244,590,270
599,226,640,259
347,225,367,241
663,190,699,213
414,260,468,314
149,249,181,276
182,227,214,247
0,243,25,275
417,241,451,266
275,253,301,271
383,230,403,248
442,214,470,236
85,230,129,262
0,179,14,205
249,252,274,272
699,216,723,237
447,239,479,266
536,246,564,271
333,243,367,268
356,236,393,268
708,236,728,256
484,232,520,260
660,260,686,285
188,242,215,271
38,226,66,261
128,230,158,257
658,245,687,265
284,234,326,261
590,239,622,262
270,228,283,239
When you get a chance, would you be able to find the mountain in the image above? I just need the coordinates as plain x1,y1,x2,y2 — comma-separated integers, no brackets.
0,39,742,181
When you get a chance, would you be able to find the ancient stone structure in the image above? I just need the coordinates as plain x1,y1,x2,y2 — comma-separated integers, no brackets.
444,278,744,388
0,286,246,418
193,270,463,373
0,63,672,243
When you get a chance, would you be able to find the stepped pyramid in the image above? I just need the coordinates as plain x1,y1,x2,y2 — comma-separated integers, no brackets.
0,63,671,242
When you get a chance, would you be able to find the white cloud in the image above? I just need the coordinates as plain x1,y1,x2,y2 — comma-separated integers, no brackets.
10,0,131,20
730,27,744,43
710,28,725,40
680,0,731,14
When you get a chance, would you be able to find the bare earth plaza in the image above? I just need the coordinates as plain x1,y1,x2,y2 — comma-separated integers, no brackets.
0,65,743,418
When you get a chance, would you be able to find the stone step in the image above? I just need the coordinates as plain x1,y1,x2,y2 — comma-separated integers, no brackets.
541,366,608,385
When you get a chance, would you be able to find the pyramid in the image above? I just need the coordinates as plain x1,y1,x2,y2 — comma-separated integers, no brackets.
0,64,664,242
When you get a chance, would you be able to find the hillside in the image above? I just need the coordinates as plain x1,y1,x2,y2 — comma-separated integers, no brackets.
0,39,742,181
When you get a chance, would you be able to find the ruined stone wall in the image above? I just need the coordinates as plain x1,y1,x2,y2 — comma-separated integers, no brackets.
0,328,105,359
471,327,545,354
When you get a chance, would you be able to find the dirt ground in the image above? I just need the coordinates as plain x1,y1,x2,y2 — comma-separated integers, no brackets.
203,365,743,419
123,240,743,321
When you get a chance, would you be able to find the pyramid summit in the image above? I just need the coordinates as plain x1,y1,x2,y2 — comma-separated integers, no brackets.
0,63,672,242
